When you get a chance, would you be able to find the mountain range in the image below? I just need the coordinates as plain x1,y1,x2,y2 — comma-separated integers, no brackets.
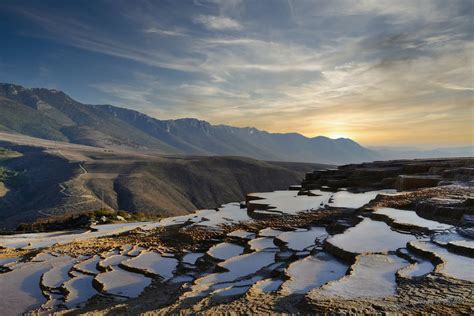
1,82,472,165
0,82,377,165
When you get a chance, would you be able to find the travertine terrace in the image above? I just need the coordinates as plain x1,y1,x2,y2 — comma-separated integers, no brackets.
0,158,473,314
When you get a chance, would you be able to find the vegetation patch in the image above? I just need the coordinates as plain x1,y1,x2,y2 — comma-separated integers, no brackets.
0,166,27,188
13,209,161,233
0,147,22,160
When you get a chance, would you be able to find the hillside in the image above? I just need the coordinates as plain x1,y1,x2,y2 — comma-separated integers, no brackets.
0,134,330,229
0,83,378,165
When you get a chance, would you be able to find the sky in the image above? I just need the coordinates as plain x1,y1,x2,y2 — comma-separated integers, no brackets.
0,0,473,147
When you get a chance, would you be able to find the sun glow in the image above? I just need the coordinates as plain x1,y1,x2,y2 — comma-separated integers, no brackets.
328,132,349,139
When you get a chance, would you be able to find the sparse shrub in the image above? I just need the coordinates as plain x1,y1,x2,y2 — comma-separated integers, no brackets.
0,167,27,188
117,210,131,218
133,212,146,220
93,208,115,217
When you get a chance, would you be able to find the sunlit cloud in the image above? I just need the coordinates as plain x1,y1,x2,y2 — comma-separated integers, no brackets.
2,0,472,146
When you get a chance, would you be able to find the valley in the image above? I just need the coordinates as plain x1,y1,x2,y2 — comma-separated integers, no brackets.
0,132,328,230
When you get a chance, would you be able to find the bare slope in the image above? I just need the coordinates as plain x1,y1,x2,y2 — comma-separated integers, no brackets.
0,134,330,229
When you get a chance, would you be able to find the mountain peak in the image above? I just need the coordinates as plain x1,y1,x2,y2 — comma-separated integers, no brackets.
0,82,29,95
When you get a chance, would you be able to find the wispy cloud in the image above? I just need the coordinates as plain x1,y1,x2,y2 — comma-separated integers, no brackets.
193,15,242,30
3,0,473,146
143,27,187,37
10,7,201,72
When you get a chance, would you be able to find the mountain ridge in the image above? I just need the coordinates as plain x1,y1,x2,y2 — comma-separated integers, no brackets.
0,82,379,164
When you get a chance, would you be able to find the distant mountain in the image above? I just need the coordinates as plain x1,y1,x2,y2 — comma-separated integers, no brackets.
0,82,379,164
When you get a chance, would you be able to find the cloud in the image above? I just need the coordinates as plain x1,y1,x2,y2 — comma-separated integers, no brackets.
143,27,187,37
299,0,461,24
4,0,473,146
193,15,242,30
440,83,474,91
11,7,201,72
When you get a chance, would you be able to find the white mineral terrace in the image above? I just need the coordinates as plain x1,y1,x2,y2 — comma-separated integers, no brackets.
312,254,410,298
328,190,394,208
121,251,178,280
95,268,151,298
409,241,474,282
275,227,327,251
207,242,245,260
0,186,472,314
281,252,348,294
373,207,453,231
247,190,333,214
326,218,416,255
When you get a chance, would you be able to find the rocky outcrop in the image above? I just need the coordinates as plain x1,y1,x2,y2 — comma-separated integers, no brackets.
301,158,474,192
245,194,269,212
415,196,473,221
395,175,441,190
